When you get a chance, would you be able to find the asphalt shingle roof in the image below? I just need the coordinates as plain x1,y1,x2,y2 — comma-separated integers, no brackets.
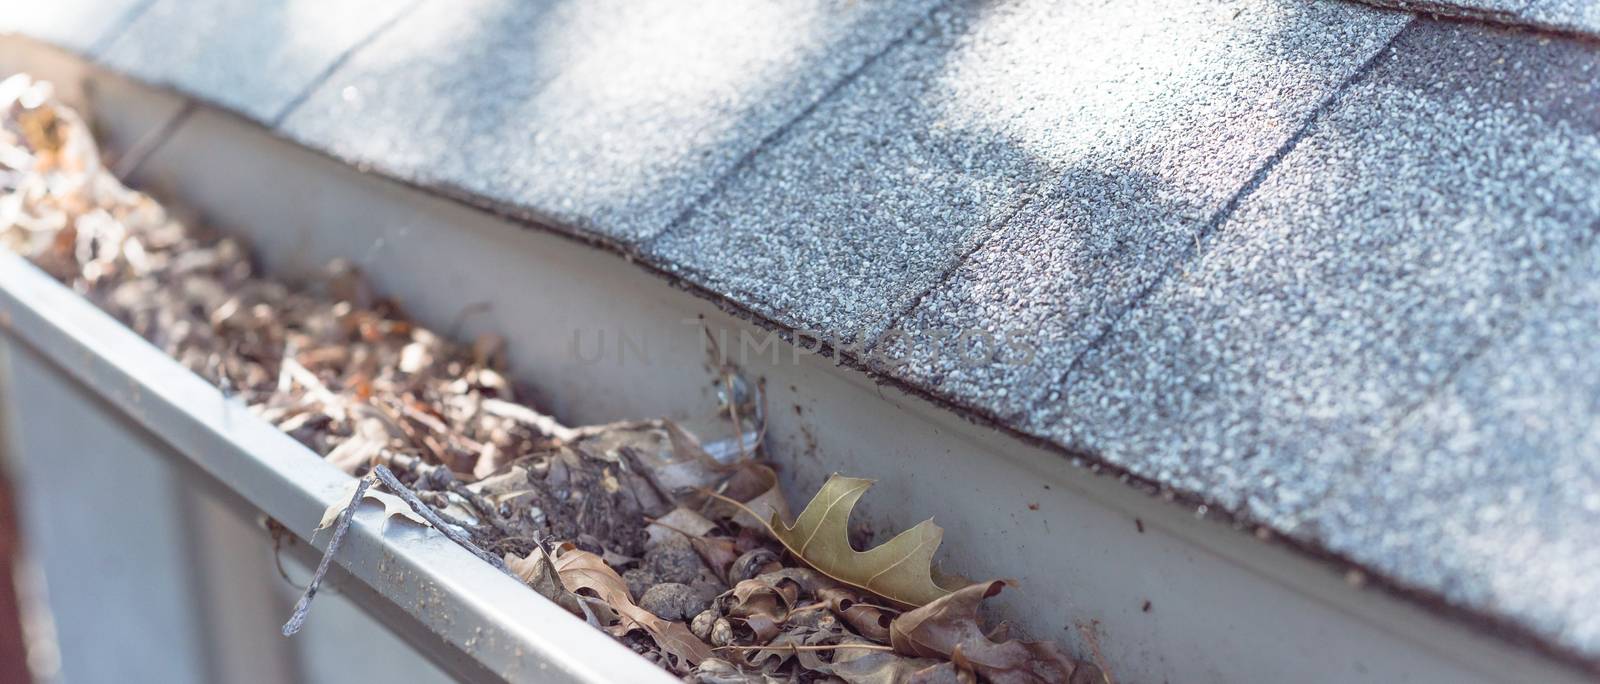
1048,19,1600,651
96,0,414,122
280,0,943,241
6,0,1600,667
647,0,1410,364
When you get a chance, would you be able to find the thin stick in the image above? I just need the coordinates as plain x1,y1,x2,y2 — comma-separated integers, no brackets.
282,474,371,636
371,465,510,574
481,397,578,443
713,643,894,653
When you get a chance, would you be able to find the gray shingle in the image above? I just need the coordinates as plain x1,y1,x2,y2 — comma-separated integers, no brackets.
1356,1,1600,37
1038,20,1600,652
1328,245,1600,655
95,0,412,122
1519,0,1600,35
279,0,942,243
729,0,1407,406
0,0,147,55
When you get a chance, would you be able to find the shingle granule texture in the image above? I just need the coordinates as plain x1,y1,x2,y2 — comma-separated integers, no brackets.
647,0,1412,352
278,0,943,243
96,0,413,122
1337,244,1600,656
1039,20,1600,656
1355,0,1600,37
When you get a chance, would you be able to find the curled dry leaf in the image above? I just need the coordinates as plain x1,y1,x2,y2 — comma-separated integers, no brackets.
552,545,715,670
819,585,895,643
768,475,965,607
710,463,789,531
831,637,966,684
505,545,583,617
721,568,835,644
890,581,1080,684
316,479,429,531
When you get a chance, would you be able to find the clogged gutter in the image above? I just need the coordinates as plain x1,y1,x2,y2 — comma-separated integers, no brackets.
0,75,1108,684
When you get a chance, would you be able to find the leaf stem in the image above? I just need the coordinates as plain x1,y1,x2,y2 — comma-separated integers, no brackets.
372,464,510,574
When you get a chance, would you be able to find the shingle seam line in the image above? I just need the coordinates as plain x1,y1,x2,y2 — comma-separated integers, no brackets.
110,98,196,181
1037,17,1419,406
862,192,1045,356
85,0,158,58
639,0,958,249
1381,217,1600,435
268,0,428,128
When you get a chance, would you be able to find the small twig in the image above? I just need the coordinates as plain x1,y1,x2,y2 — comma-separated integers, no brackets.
282,474,371,636
481,398,578,443
445,478,519,538
281,353,345,422
712,643,894,653
374,399,448,465
371,465,509,574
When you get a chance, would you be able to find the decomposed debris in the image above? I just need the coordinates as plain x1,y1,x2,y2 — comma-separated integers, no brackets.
1,75,1105,682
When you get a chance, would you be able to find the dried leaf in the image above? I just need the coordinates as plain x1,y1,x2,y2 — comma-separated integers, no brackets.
768,475,964,607
553,546,714,669
646,507,740,579
710,463,790,531
317,479,429,530
890,581,1078,684
832,638,966,684
647,507,718,548
642,421,728,496
505,545,583,616
687,658,788,684
819,585,894,643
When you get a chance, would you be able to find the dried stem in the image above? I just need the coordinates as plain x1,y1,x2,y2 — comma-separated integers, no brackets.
713,643,894,653
282,474,372,636
371,465,510,574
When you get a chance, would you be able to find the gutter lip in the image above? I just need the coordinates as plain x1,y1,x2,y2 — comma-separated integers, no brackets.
5,31,1598,677
0,249,677,684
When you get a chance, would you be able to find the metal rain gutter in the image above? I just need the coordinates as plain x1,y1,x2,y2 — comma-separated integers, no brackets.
0,249,675,684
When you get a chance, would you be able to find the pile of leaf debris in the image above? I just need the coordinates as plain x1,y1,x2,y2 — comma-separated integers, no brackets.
0,74,1107,683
